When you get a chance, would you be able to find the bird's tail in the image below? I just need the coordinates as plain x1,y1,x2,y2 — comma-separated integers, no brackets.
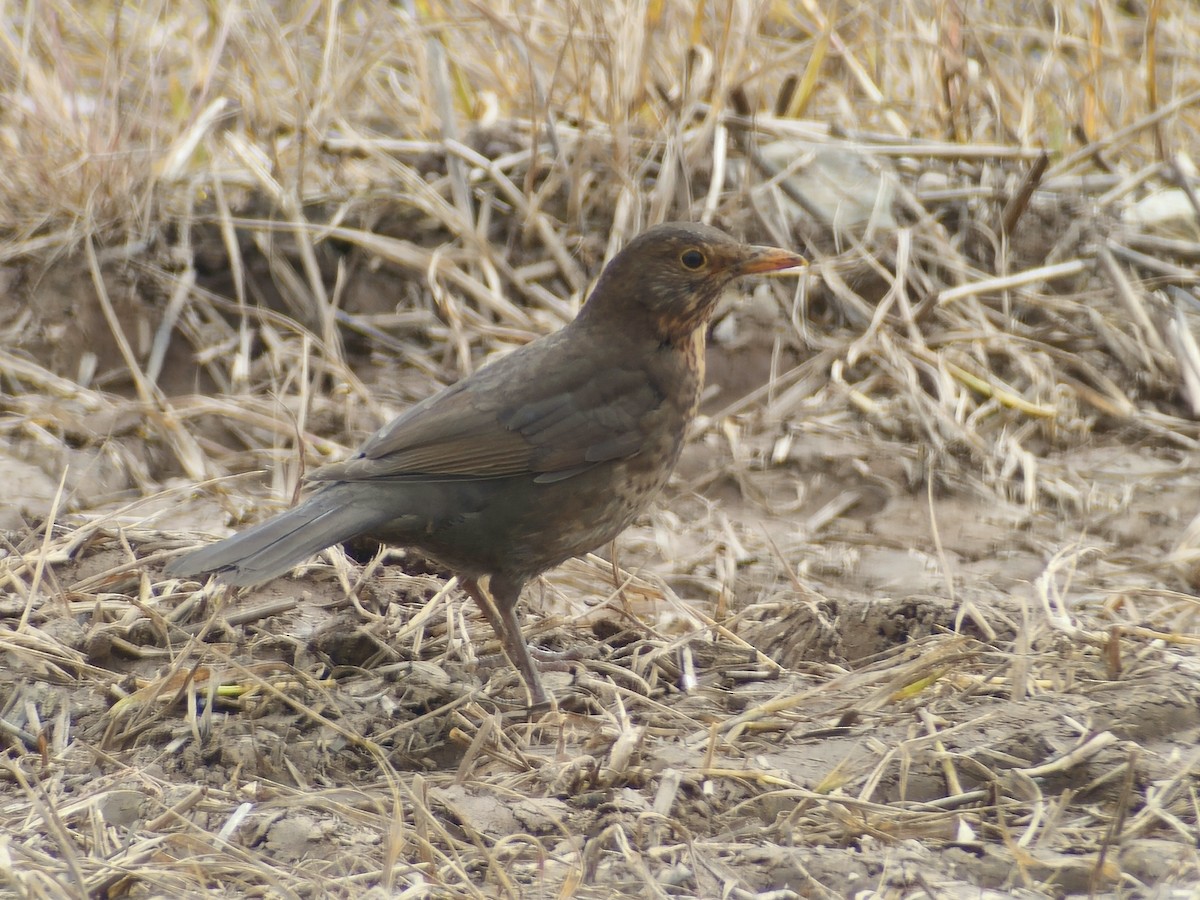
165,488,390,588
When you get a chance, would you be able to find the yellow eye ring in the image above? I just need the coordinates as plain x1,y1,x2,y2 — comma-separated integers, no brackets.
680,249,706,270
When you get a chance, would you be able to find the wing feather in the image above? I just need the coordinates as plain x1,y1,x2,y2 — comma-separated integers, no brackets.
309,333,661,484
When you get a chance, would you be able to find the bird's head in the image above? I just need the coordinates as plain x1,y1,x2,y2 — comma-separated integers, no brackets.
579,222,806,344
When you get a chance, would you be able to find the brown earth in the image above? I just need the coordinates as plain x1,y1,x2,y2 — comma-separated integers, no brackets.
2,237,1199,898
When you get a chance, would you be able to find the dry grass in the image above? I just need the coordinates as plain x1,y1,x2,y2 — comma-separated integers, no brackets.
2,1,1200,897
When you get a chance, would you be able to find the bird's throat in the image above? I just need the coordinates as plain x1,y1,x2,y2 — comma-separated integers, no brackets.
677,328,706,422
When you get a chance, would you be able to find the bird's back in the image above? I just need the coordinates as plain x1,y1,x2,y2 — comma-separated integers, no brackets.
342,313,704,582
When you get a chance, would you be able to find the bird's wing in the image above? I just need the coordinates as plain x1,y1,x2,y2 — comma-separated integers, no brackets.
310,343,661,484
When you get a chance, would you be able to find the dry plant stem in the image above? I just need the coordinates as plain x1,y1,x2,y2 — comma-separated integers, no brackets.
937,259,1087,306
84,237,207,481
1166,155,1200,219
1107,241,1200,282
443,139,585,292
1046,86,1200,178
1089,748,1139,894
3,2,1200,896
3,759,88,898
1097,246,1169,360
1168,295,1200,416
1001,150,1049,237
21,467,67,631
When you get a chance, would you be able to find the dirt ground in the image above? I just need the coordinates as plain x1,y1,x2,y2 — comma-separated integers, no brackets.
3,235,1200,898
2,3,1200,897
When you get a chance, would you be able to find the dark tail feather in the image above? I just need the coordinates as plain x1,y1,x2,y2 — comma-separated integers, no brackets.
165,489,389,587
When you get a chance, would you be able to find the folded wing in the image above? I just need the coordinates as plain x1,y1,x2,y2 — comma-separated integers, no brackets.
310,343,661,484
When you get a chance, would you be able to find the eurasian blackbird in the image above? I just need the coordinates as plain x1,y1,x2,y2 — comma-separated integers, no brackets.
167,222,805,704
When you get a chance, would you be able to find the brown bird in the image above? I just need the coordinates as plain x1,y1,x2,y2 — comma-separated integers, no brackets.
167,222,805,704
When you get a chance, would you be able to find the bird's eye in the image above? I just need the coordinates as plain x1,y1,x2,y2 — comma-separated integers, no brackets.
680,249,706,270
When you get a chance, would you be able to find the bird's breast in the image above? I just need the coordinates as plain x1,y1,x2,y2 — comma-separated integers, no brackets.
683,328,705,419
623,329,707,486
648,328,706,427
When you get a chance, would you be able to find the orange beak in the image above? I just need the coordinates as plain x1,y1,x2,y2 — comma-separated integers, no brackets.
734,245,808,276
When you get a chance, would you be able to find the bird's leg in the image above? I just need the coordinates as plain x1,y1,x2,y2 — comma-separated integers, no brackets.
461,576,549,706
